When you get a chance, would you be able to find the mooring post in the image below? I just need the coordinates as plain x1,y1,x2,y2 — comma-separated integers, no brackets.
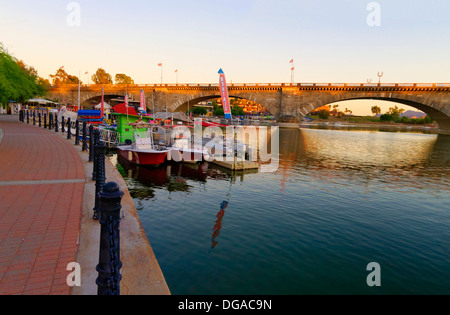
67,117,72,140
93,135,106,220
61,116,65,133
38,113,41,128
89,125,95,162
82,121,88,151
96,181,124,295
44,114,47,129
33,111,36,125
55,114,59,132
75,120,80,145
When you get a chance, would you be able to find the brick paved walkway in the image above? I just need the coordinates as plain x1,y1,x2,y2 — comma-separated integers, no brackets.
0,115,85,295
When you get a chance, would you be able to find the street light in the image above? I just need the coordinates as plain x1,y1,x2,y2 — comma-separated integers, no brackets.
377,72,384,85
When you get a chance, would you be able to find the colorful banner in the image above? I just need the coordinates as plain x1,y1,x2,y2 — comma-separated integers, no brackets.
139,89,145,111
101,86,104,117
218,68,232,119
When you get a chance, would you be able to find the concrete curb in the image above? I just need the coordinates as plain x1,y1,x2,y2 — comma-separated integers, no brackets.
57,132,171,295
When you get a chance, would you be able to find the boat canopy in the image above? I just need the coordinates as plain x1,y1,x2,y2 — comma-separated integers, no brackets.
153,112,192,123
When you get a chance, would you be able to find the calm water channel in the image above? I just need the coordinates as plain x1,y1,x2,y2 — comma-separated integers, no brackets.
111,127,450,295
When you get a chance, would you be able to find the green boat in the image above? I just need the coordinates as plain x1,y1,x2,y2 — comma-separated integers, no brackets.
110,113,155,145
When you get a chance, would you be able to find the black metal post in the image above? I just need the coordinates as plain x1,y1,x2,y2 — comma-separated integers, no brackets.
61,116,65,133
96,182,124,296
44,114,47,129
82,121,88,151
89,125,95,162
33,111,36,125
67,118,72,139
38,113,41,128
93,137,106,220
49,113,53,130
26,110,29,124
55,114,59,132
75,120,80,145
92,129,101,180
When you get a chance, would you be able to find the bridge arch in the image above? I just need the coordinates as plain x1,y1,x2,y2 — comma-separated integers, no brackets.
80,94,124,108
295,93,450,133
169,94,274,116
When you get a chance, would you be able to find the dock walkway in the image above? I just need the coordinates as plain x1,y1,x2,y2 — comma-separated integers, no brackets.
0,115,84,295
0,114,170,295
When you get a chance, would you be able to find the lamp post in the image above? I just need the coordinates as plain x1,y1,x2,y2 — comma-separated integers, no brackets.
377,72,384,85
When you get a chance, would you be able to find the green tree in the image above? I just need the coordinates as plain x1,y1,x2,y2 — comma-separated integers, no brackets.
91,68,113,85
0,43,48,104
49,67,80,85
371,106,382,116
231,106,245,116
318,109,330,119
192,106,207,115
214,107,225,116
387,105,405,120
115,73,134,85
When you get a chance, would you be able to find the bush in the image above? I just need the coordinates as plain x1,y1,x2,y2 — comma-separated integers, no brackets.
231,106,245,116
192,106,207,115
380,114,393,122
317,109,330,120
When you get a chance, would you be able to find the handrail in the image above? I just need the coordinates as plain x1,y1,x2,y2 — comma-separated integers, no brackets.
49,82,450,89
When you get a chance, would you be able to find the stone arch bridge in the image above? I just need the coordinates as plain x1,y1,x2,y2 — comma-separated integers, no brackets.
48,83,450,134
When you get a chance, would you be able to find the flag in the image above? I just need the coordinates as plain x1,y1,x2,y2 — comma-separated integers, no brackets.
289,59,294,63
139,90,145,111
85,71,88,75
175,69,178,73
291,67,295,71
158,63,162,67
218,68,232,119
101,87,104,118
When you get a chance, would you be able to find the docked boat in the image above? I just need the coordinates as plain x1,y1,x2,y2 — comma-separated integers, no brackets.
171,131,211,163
116,122,172,166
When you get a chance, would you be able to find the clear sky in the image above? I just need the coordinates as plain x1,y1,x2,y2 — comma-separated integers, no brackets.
1,0,449,114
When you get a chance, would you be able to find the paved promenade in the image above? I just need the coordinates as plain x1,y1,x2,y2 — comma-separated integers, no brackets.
0,115,84,295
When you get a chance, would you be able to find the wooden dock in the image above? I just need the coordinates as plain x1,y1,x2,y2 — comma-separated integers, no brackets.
211,158,259,171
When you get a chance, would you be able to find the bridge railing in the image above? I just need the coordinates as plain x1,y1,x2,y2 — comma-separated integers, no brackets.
50,82,450,90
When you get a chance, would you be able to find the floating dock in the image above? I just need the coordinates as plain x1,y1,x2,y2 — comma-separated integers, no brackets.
211,159,259,171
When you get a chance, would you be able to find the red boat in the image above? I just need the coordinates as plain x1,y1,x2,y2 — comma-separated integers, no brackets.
116,122,172,166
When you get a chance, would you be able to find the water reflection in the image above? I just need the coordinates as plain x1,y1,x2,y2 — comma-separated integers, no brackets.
212,200,229,248
111,128,450,294
278,129,450,192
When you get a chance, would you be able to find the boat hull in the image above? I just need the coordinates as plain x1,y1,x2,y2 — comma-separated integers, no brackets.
117,146,169,166
171,148,210,163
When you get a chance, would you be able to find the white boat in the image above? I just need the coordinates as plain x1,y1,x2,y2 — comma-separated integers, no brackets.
116,122,172,166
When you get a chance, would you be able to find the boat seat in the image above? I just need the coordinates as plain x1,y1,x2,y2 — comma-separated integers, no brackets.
135,134,153,150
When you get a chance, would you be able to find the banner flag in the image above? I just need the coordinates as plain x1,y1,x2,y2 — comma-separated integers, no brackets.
218,68,232,119
139,90,145,111
101,86,104,117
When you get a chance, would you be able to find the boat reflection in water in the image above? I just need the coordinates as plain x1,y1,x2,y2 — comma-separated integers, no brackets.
113,154,258,249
